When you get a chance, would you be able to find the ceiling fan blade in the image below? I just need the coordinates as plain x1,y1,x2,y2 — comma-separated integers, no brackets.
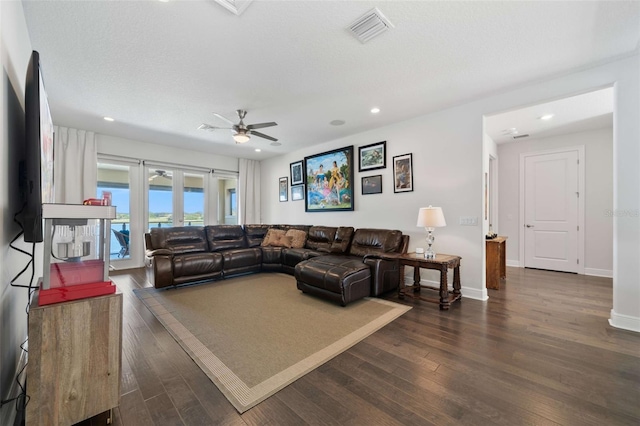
213,113,235,125
247,122,277,130
250,130,278,142
198,123,232,131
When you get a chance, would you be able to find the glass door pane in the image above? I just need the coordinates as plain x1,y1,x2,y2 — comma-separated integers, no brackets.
97,163,131,261
217,178,238,225
184,173,205,227
148,168,174,230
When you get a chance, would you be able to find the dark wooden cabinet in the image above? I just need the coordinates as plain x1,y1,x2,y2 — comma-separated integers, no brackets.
486,236,507,290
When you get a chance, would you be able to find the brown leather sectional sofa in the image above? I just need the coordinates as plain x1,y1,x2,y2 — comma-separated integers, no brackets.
144,224,408,305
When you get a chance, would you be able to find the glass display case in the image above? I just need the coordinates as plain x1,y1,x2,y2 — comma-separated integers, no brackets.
39,204,117,305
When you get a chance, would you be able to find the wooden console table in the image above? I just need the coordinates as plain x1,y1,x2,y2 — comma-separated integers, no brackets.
486,236,507,290
27,291,122,426
398,253,462,310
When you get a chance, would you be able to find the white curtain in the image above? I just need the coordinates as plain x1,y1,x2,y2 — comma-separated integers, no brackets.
53,126,97,204
238,159,261,224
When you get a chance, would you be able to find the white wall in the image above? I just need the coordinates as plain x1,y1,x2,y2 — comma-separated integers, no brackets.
498,127,614,274
261,54,640,331
0,1,32,423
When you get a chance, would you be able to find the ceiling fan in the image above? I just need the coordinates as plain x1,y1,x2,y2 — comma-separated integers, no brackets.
198,109,278,144
149,169,172,182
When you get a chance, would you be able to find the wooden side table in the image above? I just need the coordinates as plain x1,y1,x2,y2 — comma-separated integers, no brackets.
486,236,507,290
398,253,462,310
27,291,122,425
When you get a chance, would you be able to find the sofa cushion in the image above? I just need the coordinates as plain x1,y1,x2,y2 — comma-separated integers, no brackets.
305,226,336,252
261,246,284,265
348,228,403,257
149,227,208,254
173,252,223,278
286,229,307,248
206,225,246,252
331,226,354,253
244,224,270,247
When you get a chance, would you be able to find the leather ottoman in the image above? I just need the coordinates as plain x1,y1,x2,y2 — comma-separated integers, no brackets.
294,255,371,306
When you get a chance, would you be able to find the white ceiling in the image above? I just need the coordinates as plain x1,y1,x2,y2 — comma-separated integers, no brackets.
485,87,614,144
22,1,640,160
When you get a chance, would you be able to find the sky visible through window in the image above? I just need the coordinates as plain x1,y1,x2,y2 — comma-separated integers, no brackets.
98,186,204,214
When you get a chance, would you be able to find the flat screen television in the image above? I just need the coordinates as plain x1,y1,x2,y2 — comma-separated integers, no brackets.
21,50,54,243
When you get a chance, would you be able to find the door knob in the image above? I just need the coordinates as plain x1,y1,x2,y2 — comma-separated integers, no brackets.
525,224,534,228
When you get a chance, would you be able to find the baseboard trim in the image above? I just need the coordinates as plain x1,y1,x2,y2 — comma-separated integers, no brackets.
609,310,640,333
460,286,489,301
0,344,28,426
584,268,613,278
403,276,488,301
506,259,520,267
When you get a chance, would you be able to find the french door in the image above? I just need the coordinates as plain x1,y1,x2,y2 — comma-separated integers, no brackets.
97,157,142,269
145,164,210,231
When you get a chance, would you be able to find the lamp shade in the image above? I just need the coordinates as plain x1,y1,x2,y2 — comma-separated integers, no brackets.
233,132,251,144
416,206,446,228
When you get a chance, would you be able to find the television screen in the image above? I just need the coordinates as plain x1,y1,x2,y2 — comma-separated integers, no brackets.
22,50,54,243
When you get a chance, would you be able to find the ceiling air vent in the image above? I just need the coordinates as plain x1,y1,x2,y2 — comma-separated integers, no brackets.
513,134,530,140
348,8,394,43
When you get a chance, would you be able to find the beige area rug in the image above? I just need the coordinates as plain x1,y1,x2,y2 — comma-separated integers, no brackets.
134,273,411,413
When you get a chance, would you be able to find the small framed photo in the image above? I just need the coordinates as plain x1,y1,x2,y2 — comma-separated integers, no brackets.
361,175,382,195
393,153,413,193
291,185,305,201
290,160,304,185
279,177,288,202
358,141,386,172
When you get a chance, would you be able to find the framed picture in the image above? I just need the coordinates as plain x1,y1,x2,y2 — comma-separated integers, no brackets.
304,145,354,212
279,177,288,202
291,185,304,201
393,153,413,193
290,160,304,185
358,141,386,172
361,175,382,195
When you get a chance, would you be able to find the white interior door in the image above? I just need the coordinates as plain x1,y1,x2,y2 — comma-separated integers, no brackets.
523,149,581,273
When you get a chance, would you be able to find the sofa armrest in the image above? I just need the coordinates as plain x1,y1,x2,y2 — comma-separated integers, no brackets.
147,253,174,288
146,248,173,258
363,254,401,296
363,252,402,262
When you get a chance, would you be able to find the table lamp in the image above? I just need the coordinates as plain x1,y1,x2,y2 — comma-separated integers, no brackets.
416,206,446,259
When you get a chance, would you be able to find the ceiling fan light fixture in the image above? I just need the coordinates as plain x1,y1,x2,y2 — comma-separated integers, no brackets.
233,132,251,144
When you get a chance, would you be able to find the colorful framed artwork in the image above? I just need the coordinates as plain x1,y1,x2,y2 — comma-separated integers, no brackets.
358,141,386,172
291,185,304,201
393,153,413,193
279,177,288,202
304,145,354,212
290,160,304,185
361,175,382,195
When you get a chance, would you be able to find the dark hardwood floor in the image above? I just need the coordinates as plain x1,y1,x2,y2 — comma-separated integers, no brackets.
85,267,640,425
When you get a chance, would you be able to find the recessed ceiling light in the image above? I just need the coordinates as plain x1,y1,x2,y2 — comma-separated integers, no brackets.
370,108,380,114
330,120,346,126
158,0,170,3
501,128,518,135
254,148,261,152
539,114,554,120
103,117,115,122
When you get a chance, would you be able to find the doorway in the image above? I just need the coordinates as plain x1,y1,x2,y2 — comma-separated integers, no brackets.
484,86,613,277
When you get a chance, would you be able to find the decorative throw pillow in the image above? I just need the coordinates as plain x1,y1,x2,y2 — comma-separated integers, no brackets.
285,229,307,249
261,229,286,247
273,234,293,248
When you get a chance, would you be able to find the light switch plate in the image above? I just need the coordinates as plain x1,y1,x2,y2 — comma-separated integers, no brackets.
459,216,478,226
